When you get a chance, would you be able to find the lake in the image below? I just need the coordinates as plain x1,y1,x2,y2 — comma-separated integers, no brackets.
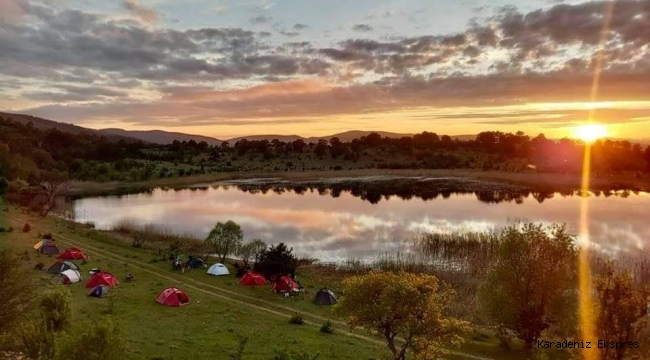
71,177,650,262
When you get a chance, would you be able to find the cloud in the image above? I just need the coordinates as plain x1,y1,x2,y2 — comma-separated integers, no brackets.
352,24,373,32
250,15,271,24
121,0,159,24
5,0,650,132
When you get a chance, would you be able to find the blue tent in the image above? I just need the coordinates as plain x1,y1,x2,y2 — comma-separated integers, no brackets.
87,285,110,298
185,256,207,269
207,263,230,276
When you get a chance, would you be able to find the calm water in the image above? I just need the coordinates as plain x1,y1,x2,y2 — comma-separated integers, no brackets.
72,179,650,262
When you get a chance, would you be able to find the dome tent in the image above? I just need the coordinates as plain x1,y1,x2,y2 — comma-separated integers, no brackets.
239,272,267,286
155,287,190,307
58,247,87,260
85,272,119,288
88,285,110,298
56,269,81,285
39,243,60,255
271,276,300,293
207,263,230,276
185,256,207,269
313,288,338,305
47,260,79,274
33,239,53,251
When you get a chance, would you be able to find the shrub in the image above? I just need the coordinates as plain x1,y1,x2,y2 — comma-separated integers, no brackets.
228,335,248,360
55,318,126,360
271,349,320,360
23,223,31,233
0,250,32,330
34,262,45,271
320,321,334,334
288,315,304,325
16,319,56,360
40,287,72,332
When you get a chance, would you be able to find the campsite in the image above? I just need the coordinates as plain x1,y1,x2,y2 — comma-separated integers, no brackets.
0,205,534,360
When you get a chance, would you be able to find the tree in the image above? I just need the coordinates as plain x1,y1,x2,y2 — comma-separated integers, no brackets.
335,271,469,360
254,243,298,280
645,145,650,169
0,250,32,328
36,171,71,217
205,220,243,263
479,223,577,350
595,265,650,360
237,239,266,267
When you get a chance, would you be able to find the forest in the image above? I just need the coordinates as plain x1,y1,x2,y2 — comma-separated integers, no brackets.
1,116,650,187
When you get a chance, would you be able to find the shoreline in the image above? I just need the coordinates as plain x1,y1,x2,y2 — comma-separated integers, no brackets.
69,169,650,197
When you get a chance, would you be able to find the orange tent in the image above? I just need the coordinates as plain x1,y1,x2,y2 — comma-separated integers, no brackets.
155,287,190,307
238,272,267,286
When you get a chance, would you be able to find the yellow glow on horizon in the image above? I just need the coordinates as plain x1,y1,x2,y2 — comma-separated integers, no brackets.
573,124,608,143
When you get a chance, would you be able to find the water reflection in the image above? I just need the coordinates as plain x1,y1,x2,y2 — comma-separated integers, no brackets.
72,180,650,262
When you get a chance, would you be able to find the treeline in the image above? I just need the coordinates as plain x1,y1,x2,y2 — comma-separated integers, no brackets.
2,117,650,187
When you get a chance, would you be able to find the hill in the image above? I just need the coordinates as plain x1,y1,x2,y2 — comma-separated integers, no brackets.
0,111,98,135
100,128,222,145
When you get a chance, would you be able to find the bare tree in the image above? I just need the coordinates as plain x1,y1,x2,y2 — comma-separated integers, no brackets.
36,172,71,217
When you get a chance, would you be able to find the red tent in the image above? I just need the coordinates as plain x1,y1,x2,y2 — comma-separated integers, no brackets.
239,272,268,286
271,276,299,293
155,287,190,307
84,272,119,288
58,247,87,260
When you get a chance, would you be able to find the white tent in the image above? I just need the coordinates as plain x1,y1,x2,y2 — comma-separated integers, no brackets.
60,269,81,284
207,263,230,276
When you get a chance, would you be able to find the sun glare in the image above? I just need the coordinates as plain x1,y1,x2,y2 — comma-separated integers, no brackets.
573,124,608,143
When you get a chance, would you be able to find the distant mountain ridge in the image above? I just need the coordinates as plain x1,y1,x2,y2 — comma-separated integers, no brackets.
99,128,223,145
18,111,648,146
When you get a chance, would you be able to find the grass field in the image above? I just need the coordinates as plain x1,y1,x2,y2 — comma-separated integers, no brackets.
0,204,571,360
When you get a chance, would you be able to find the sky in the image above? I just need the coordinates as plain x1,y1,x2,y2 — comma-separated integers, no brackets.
1,0,650,139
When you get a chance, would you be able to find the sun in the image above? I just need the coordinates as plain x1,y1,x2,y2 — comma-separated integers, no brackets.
572,124,608,143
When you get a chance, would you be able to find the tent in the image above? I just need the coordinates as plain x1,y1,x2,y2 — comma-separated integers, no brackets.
39,243,60,255
207,263,230,276
88,285,110,298
313,288,338,305
58,269,81,285
58,247,87,260
239,272,267,286
185,256,207,269
33,239,52,251
271,276,300,293
85,272,119,288
47,260,79,274
155,287,190,307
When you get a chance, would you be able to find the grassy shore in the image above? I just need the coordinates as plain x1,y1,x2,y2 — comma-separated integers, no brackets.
0,205,572,360
70,168,650,197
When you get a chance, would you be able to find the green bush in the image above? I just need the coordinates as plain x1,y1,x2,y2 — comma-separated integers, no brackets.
288,315,303,325
55,318,127,360
40,287,72,331
319,321,334,334
16,319,56,360
271,349,320,360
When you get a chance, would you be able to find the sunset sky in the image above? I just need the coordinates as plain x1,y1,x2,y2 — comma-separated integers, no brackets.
1,0,649,139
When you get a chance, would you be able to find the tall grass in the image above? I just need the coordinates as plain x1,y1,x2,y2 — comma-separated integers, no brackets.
109,218,205,255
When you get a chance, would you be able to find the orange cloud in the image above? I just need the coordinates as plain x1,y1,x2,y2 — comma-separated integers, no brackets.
166,79,332,103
